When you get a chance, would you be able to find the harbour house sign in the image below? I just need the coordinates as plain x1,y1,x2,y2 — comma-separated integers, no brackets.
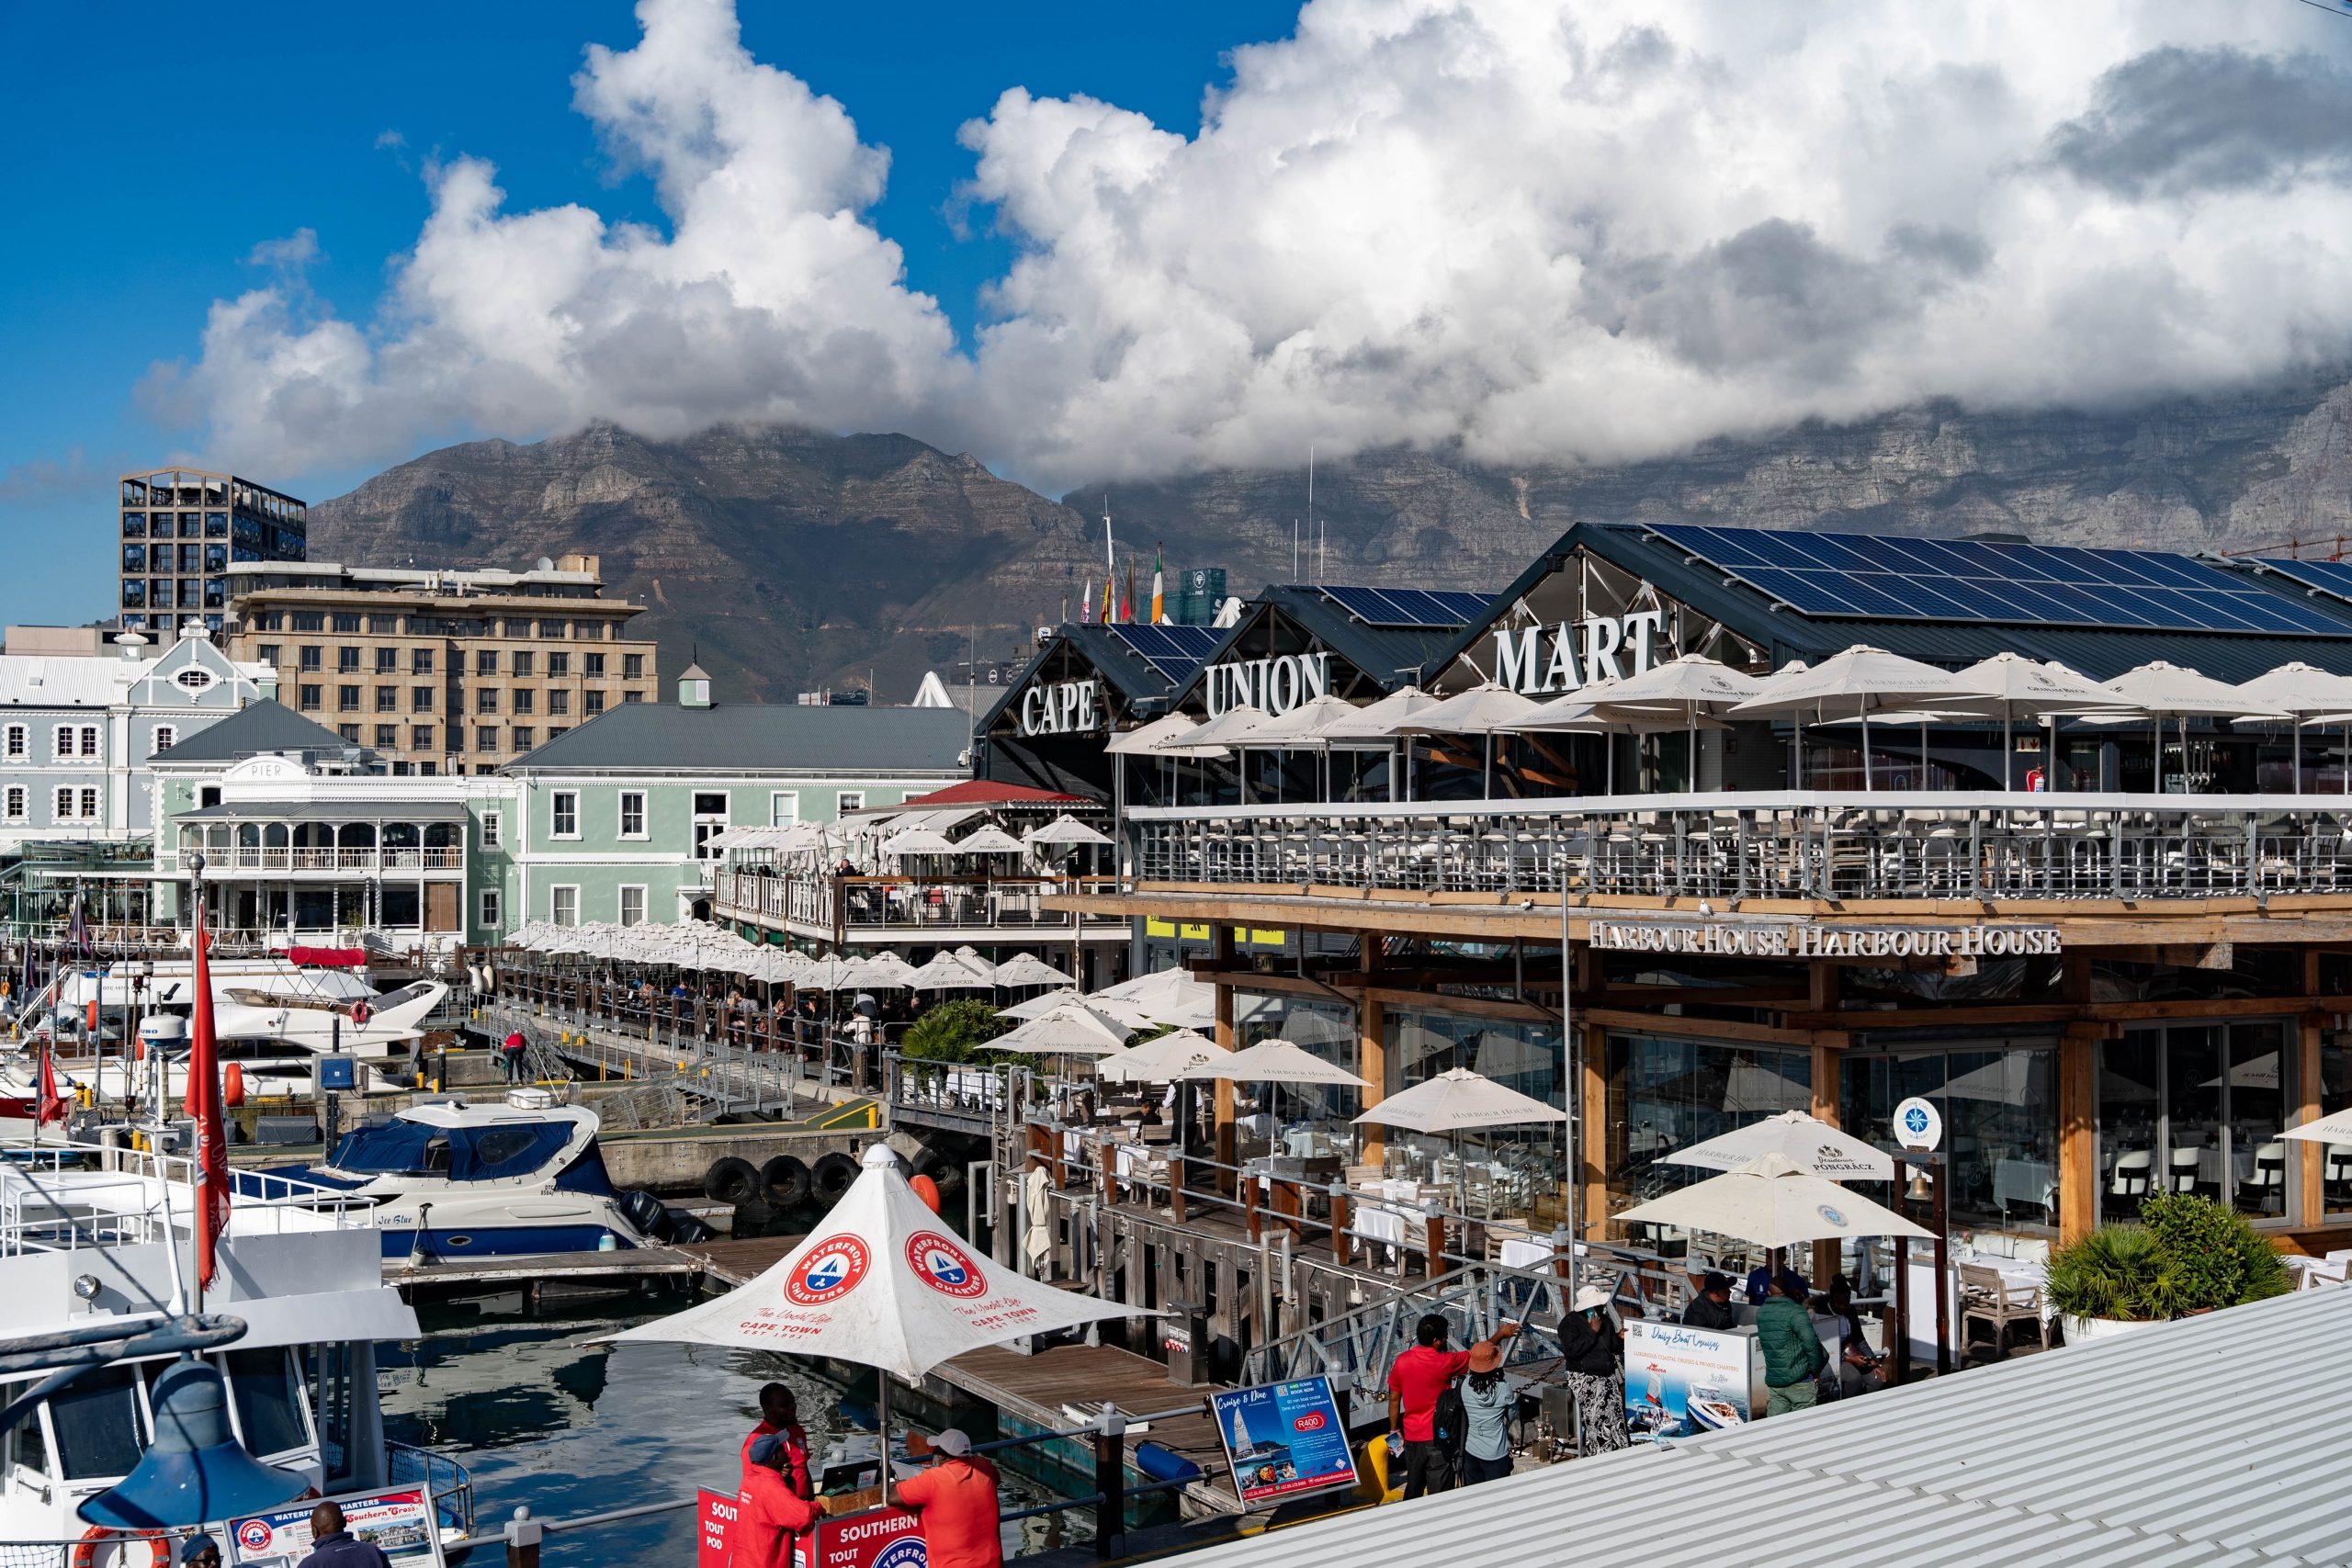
1587,919,2064,959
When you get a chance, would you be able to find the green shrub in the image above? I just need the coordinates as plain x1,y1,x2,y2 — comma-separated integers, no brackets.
2135,1192,2293,1310
899,998,1013,1066
2043,1224,2180,1323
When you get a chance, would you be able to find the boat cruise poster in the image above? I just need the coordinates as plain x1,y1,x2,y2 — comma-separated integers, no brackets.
230,1488,442,1567
1208,1377,1358,1507
1623,1321,1752,1442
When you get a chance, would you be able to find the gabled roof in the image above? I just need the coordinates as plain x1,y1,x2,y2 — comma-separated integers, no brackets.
876,779,1091,811
505,702,972,774
1166,584,1486,713
148,700,360,765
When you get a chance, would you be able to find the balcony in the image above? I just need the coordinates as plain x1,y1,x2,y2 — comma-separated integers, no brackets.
1125,792,2352,904
714,870,1129,940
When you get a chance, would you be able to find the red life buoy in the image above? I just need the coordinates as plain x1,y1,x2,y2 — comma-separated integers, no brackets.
222,1061,246,1108
71,1526,170,1568
351,1001,372,1025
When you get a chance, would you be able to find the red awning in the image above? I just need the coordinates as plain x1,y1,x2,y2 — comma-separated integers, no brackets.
285,946,370,969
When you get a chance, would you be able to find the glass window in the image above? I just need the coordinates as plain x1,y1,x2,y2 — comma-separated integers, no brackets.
412,686,434,712
292,611,324,632
1842,1046,2060,1239
412,726,435,751
548,690,570,716
205,512,228,537
368,615,401,635
619,791,646,837
552,886,579,926
2,727,19,759
376,686,398,713
300,684,322,711
339,725,360,743
152,726,175,756
299,645,322,671
624,653,645,681
205,545,227,573
1385,1008,1563,1212
512,688,534,715
548,652,570,678
338,685,360,712
332,613,359,634
51,1365,143,1480
121,580,146,608
1613,1032,1815,1224
256,644,279,666
584,653,606,678
480,888,503,931
771,792,798,826
481,811,501,848
327,1118,436,1174
375,648,397,673
376,725,399,748
225,1348,310,1458
539,619,567,639
512,727,534,750
122,512,146,537
583,691,605,716
551,792,579,837
338,647,360,672
619,886,646,926
2100,1021,2292,1222
411,648,435,674
476,725,499,752
511,651,535,677
837,791,865,813
476,649,498,675
476,688,498,714
122,544,146,571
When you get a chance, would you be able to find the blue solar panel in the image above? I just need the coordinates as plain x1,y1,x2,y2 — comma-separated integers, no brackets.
1108,624,1223,678
1319,584,1487,629
1648,525,2348,636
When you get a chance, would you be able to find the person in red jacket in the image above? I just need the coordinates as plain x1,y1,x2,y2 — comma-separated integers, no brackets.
896,1429,1001,1568
741,1383,814,1500
731,1433,826,1568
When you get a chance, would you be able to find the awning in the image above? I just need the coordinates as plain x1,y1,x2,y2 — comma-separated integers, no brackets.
284,946,368,968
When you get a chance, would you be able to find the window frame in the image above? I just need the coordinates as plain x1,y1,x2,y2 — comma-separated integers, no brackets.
549,791,580,840
617,885,647,927
770,791,799,827
481,810,502,849
550,885,580,928
618,790,648,840
479,888,503,931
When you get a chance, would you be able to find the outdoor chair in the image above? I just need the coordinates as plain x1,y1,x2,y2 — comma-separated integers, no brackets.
2326,1145,2352,1210
2106,1148,2153,1221
2167,1145,2202,1195
2241,1142,2289,1216
1958,1262,2047,1362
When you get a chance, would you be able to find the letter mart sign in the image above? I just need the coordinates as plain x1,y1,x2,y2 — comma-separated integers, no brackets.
1494,612,1666,694
1586,920,2061,960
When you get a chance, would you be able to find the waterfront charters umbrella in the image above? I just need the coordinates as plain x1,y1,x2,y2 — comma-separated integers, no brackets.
1613,1152,1933,1249
1660,1110,1894,1182
1733,645,1982,790
605,1145,1143,1501
1094,1028,1229,1084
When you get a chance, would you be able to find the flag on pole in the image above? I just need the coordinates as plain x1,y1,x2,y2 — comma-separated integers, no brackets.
1080,580,1093,624
184,900,230,1293
1102,576,1114,624
1151,546,1165,624
37,1043,70,1124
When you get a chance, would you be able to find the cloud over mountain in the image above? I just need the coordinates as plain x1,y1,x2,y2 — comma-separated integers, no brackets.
146,0,2352,494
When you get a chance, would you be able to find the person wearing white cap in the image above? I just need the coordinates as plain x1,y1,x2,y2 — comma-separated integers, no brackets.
899,1428,1002,1568
1560,1285,1628,1452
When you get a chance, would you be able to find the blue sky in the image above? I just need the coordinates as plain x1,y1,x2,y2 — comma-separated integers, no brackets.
0,0,1296,629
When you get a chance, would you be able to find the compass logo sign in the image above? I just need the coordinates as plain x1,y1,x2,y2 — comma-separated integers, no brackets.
237,1519,276,1552
1902,1106,1931,1139
785,1235,870,1306
906,1231,988,1300
1817,1203,1849,1228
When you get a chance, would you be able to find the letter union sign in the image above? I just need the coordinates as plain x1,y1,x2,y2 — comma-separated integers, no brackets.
1018,679,1102,737
1204,652,1332,718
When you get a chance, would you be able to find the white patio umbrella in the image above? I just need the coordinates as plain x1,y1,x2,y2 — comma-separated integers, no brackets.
1091,967,1216,1029
1733,645,1984,789
992,998,1133,1055
606,1144,1141,1502
1105,714,1227,757
797,956,865,991
996,987,1080,1021
1659,1109,1895,1181
1352,1066,1568,1214
992,952,1076,988
908,950,998,991
1511,671,1736,794
1094,1028,1229,1084
2284,1106,2352,1145
1026,816,1114,848
848,952,923,989
1932,652,2137,790
1232,694,1383,801
2232,663,2352,795
2090,660,2288,794
1612,1152,1933,1248
1182,1037,1371,1132
1318,685,1445,739
1393,682,1544,797
883,829,961,857
951,826,1027,854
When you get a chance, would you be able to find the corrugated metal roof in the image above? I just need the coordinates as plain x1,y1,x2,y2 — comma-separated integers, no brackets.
503,703,971,774
148,700,361,764
1170,1286,2352,1568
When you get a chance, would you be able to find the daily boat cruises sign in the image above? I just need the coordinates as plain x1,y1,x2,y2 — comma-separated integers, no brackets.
1587,919,2062,959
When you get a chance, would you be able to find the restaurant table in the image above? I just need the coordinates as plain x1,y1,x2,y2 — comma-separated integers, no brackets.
1353,1201,1413,1269
1498,1237,1558,1271
2195,1145,2257,1190
1900,1254,2049,1363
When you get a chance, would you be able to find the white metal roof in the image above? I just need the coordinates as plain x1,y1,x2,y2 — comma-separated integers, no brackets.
1172,1285,2352,1568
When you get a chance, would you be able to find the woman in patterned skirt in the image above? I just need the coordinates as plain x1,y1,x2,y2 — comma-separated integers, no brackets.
1559,1284,1629,1451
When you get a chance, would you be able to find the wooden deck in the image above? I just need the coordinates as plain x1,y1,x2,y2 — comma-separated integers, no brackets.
384,1234,806,1297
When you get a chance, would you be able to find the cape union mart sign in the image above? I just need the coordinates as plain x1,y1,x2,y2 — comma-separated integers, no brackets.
1205,652,1331,717
1587,919,2063,959
1018,678,1103,737
1495,611,1668,694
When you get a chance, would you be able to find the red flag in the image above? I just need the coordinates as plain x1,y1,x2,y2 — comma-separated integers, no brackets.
37,1043,70,1124
184,905,230,1292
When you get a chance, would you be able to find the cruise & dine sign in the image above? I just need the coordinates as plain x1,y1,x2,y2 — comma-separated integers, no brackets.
1018,678,1103,737
1587,919,2062,959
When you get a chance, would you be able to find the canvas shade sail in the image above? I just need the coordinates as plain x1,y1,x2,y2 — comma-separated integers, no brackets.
1612,1152,1932,1247
1658,1110,1894,1181
606,1145,1140,1378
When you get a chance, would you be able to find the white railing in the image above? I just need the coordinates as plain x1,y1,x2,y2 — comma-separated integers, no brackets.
195,848,463,875
712,872,1127,934
0,1140,374,1257
1126,790,2352,902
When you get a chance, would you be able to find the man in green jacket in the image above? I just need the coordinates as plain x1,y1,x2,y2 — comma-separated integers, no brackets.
1757,1269,1827,1416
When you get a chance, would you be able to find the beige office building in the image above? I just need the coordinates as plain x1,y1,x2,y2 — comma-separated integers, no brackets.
222,555,658,775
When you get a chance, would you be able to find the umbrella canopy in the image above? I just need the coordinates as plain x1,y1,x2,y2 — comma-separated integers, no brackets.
797,956,866,991
992,998,1132,1055
1095,1028,1230,1084
996,987,1079,1021
1025,815,1114,848
1184,705,1272,749
882,829,961,856
1733,645,1984,789
952,826,1027,854
1091,967,1216,1029
1318,685,1446,740
1392,682,1543,736
2098,660,2284,719
1351,1067,1566,1134
1106,714,1224,756
606,1145,1139,1378
848,952,924,989
1611,1152,1933,1247
1239,694,1378,746
992,952,1076,987
1583,652,1763,712
2284,1107,2352,1145
1658,1110,1894,1181
908,950,998,991
1182,1039,1370,1087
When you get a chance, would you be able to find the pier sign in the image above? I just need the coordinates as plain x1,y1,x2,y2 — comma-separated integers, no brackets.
795,1506,924,1568
696,1488,739,1568
1208,1376,1359,1508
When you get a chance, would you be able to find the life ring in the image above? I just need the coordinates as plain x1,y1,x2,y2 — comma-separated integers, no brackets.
351,1001,372,1025
72,1526,170,1568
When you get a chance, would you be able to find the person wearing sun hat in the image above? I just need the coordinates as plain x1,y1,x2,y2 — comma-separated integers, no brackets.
1456,1334,1517,1484
899,1428,1003,1568
1557,1284,1628,1452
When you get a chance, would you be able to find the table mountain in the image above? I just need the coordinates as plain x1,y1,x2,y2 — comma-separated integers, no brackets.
310,374,2352,700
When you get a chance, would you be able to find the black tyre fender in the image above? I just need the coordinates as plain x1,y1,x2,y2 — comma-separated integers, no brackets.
914,1146,967,1201
811,1151,859,1205
703,1156,760,1206
763,1155,813,1207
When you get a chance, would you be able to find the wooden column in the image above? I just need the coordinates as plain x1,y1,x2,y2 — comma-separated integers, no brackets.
2301,949,2326,1230
2057,1021,2102,1245
1213,925,1238,1197
1811,1038,1845,1286
1579,1019,1608,1244
1358,990,1388,1168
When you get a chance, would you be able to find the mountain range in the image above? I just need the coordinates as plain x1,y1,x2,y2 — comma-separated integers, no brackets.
308,371,2352,703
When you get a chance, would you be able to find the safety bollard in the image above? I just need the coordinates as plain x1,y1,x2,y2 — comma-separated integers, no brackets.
503,1506,542,1568
1091,1410,1127,1560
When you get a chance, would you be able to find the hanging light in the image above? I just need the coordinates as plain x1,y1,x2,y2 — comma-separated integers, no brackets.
79,1358,309,1530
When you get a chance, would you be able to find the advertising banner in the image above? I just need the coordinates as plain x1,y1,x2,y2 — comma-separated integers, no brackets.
1624,1321,1754,1442
229,1488,441,1568
696,1488,739,1568
1207,1376,1359,1508
793,1506,925,1568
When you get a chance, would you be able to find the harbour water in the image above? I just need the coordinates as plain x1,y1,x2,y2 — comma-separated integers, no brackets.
380,1296,1080,1564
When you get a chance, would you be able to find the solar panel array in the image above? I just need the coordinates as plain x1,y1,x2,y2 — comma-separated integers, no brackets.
1107,623,1224,678
1647,524,2348,636
2252,557,2352,612
1319,585,1493,628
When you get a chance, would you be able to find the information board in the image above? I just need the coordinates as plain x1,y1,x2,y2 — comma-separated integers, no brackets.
1623,1320,1754,1443
1206,1376,1358,1508
229,1488,442,1568
793,1506,925,1568
696,1488,739,1568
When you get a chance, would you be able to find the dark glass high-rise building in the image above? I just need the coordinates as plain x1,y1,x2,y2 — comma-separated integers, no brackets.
118,468,305,637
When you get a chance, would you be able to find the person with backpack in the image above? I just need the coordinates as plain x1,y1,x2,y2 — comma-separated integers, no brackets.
1758,1269,1830,1416
1454,1336,1517,1484
1385,1314,1518,1498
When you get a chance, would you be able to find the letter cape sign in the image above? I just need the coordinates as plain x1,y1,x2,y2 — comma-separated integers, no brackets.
1494,612,1668,694
1205,652,1331,718
1586,919,2062,960
1018,678,1102,737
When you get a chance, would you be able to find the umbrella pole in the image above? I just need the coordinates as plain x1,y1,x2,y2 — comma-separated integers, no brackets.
2003,712,2012,791
1861,711,1872,791
877,1371,893,1509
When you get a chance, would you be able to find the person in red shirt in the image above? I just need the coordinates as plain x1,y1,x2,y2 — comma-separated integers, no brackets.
741,1383,814,1500
731,1433,826,1568
1385,1313,1518,1499
896,1428,1002,1568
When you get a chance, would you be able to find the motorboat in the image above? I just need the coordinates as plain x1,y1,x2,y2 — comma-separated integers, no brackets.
49,962,445,1056
0,1140,474,1553
1685,1388,1745,1431
267,1101,685,1258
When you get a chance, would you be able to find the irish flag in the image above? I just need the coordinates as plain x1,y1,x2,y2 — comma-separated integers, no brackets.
1151,547,1165,624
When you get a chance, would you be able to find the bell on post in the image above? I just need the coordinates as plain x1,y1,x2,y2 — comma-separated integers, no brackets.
78,1358,309,1529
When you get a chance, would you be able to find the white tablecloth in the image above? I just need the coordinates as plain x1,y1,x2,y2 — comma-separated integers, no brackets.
1499,1238,1557,1270
1354,1202,1410,1260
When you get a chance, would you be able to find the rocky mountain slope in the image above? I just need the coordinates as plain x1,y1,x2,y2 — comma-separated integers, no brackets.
311,375,2352,699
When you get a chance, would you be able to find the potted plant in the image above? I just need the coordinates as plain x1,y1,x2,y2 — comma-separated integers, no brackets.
2043,1224,2177,1343
2135,1192,2292,1312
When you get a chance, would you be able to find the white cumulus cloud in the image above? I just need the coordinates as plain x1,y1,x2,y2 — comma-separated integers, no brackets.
146,0,2352,494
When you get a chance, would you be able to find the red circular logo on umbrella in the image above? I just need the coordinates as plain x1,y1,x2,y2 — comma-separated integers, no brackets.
785,1236,870,1305
905,1231,987,1299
